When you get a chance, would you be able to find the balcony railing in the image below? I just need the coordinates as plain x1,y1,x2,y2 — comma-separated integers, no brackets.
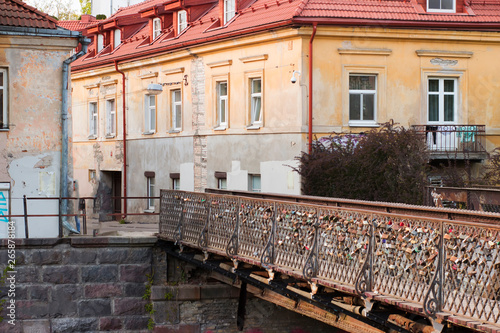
412,124,487,159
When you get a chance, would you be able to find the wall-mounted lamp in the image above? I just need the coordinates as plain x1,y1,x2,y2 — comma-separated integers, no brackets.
147,83,163,95
291,70,301,84
183,74,189,86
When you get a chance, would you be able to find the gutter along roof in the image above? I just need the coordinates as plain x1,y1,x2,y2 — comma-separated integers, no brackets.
69,0,500,72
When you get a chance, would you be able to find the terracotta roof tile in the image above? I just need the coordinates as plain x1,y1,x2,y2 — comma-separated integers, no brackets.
57,20,95,32
72,0,500,70
0,0,58,29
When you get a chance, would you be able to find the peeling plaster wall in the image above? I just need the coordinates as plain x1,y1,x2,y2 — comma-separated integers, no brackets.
0,35,77,238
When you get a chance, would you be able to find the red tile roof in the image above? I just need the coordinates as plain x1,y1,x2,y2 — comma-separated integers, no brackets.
57,16,99,32
0,0,58,29
72,0,500,71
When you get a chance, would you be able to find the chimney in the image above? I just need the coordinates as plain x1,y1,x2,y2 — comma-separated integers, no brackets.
81,14,96,23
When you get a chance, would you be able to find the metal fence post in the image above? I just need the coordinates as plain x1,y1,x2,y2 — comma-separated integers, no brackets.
23,195,29,238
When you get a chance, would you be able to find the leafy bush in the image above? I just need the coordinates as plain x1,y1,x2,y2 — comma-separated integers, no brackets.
295,121,430,205
96,14,106,20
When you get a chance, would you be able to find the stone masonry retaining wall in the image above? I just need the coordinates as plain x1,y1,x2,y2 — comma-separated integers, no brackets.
0,237,337,333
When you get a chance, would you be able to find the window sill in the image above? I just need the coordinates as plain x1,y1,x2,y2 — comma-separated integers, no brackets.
142,131,155,135
0,128,9,132
348,121,379,128
213,126,227,131
246,124,262,130
105,134,116,139
88,135,97,140
169,129,181,134
144,209,155,213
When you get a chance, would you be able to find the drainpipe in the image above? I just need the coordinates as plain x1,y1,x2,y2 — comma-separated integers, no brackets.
114,60,127,219
308,23,317,155
61,36,91,235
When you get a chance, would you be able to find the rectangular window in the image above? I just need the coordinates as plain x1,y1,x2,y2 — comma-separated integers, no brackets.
224,0,236,24
178,10,187,32
218,178,227,190
0,68,7,129
250,78,262,126
428,0,455,12
349,75,376,125
114,29,121,48
216,81,228,128
89,169,96,182
215,171,227,190
170,173,180,190
97,34,104,52
106,99,116,136
249,174,261,192
145,95,156,134
147,176,155,209
428,78,457,123
153,18,162,39
171,89,182,131
89,102,98,137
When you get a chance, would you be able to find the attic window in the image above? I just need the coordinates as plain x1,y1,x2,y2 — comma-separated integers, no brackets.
153,18,162,39
224,0,236,24
178,10,188,32
97,34,104,52
114,29,121,48
427,0,455,13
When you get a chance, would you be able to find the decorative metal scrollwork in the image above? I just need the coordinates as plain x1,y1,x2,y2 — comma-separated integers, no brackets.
355,218,374,295
261,204,276,268
423,232,443,317
226,199,240,258
197,204,210,249
303,219,319,281
174,197,185,244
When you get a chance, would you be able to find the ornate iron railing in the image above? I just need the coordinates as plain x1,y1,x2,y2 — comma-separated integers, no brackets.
159,190,500,329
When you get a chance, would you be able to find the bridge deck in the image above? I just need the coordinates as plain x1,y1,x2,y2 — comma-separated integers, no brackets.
159,190,500,333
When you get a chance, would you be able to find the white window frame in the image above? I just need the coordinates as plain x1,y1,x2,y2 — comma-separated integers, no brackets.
0,68,7,129
106,98,116,137
224,0,236,24
427,77,457,124
144,95,156,134
249,174,261,192
427,0,455,13
153,18,162,40
97,34,104,52
178,10,187,33
216,81,228,129
348,74,377,126
89,101,98,138
114,29,121,48
147,176,155,210
173,178,180,190
249,77,262,127
171,89,182,131
218,178,227,190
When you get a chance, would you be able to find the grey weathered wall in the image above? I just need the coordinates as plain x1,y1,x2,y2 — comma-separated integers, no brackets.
0,237,337,333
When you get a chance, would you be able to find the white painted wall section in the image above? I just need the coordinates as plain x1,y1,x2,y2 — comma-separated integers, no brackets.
261,160,300,195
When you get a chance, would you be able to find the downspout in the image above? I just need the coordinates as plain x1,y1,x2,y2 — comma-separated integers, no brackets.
308,23,317,155
61,36,91,235
114,60,127,219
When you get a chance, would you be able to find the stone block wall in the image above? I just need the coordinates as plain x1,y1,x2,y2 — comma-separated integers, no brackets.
0,237,337,333
0,237,159,333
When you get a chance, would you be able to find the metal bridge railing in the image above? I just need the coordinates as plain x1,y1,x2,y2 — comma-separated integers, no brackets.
159,189,500,328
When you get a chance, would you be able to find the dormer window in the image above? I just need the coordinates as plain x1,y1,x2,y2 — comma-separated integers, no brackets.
97,34,104,52
224,0,235,24
178,10,187,32
114,29,121,48
427,0,455,13
153,18,162,39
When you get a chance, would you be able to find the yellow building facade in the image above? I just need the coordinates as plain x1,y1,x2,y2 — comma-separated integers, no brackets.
69,0,500,219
